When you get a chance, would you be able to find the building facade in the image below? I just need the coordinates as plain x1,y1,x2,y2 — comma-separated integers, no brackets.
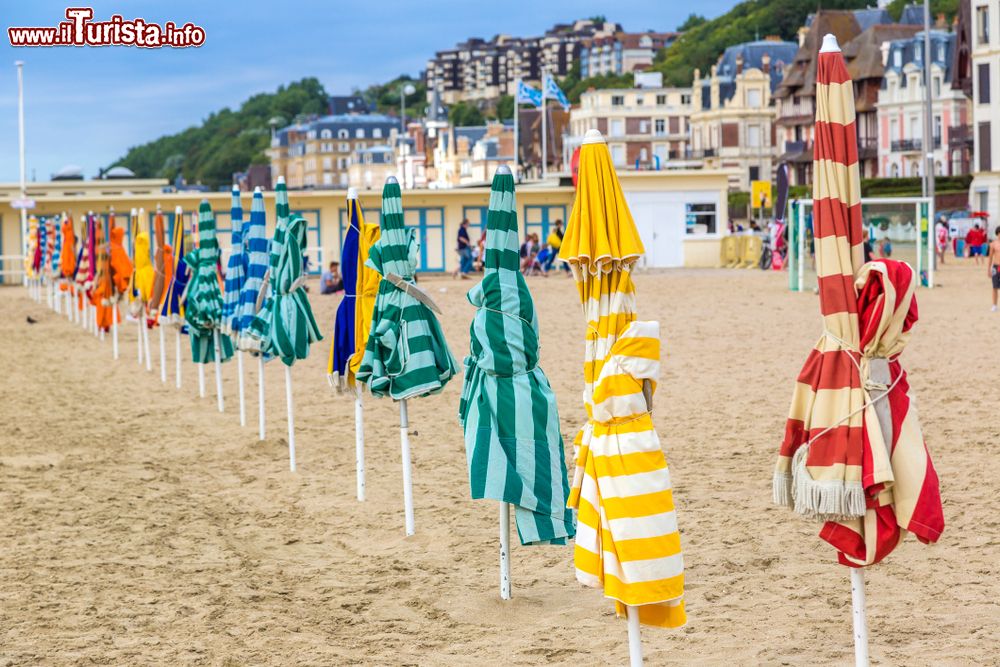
579,31,678,78
425,19,619,104
877,30,971,178
267,114,398,189
689,39,798,191
969,0,1000,222
568,84,692,169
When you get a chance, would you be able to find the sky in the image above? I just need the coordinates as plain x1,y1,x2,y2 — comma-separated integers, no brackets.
0,0,734,183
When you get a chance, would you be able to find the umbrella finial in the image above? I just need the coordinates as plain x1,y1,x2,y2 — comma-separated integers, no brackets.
496,165,512,175
820,33,841,53
232,183,240,193
253,186,262,194
583,129,605,145
174,205,183,215
156,203,161,213
276,175,285,186
347,187,358,200
385,175,399,185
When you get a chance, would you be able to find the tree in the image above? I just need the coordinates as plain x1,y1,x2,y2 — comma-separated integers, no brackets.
677,13,707,31
448,101,484,127
494,95,514,121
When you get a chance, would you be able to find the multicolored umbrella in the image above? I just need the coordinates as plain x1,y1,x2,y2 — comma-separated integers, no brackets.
184,200,234,365
351,195,382,384
222,185,247,337
355,180,457,399
562,130,686,640
772,34,944,665
74,215,94,321
459,168,574,542
328,191,361,388
161,206,189,327
356,177,457,534
25,215,39,282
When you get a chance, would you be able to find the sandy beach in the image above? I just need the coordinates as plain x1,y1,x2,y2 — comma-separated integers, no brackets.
1,262,998,666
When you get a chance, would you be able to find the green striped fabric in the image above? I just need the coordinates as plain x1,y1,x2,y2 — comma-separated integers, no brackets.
355,181,457,399
458,171,574,545
184,200,234,363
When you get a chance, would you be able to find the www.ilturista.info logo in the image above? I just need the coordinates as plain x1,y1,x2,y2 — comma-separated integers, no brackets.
8,8,205,48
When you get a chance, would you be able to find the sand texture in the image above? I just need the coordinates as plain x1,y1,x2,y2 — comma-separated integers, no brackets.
1,263,997,665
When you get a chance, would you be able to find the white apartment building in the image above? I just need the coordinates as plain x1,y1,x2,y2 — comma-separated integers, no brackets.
970,0,1000,224
568,77,692,169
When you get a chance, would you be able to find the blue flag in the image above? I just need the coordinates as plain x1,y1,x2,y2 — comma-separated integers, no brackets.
516,80,542,107
544,76,571,111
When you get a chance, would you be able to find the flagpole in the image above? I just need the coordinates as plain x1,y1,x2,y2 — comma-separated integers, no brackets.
513,78,520,181
16,61,27,288
541,69,548,180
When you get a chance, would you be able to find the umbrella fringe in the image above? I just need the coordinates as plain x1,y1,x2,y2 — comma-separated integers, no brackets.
789,444,866,520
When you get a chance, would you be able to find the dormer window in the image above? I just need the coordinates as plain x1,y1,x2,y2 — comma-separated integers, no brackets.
338,129,348,139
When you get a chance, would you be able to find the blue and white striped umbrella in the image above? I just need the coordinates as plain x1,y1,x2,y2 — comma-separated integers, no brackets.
222,185,246,336
238,187,268,350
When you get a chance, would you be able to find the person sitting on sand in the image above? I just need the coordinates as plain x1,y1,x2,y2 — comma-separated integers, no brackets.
320,261,343,295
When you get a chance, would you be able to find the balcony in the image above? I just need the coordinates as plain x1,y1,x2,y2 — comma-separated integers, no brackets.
686,148,716,158
858,137,878,160
784,140,807,154
949,125,974,149
890,137,941,152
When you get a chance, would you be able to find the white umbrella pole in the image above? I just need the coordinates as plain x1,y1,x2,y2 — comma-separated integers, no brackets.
355,392,365,501
142,319,152,372
175,328,182,389
46,279,53,309
257,356,266,441
284,364,296,472
136,316,143,364
111,305,119,359
158,325,167,383
499,502,511,600
237,350,246,427
91,305,98,336
399,399,415,536
198,363,206,398
627,605,643,667
53,284,60,313
851,567,870,667
213,329,224,412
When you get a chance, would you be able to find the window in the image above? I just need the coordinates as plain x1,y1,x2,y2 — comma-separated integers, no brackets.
611,95,624,106
979,121,992,171
320,129,332,139
636,95,644,106
748,125,761,147
322,157,332,169
978,63,991,103
639,120,648,133
373,128,383,138
307,130,317,140
933,77,941,97
653,144,668,163
976,5,990,45
639,147,648,162
680,94,691,105
654,118,665,135
749,166,760,181
610,119,624,137
893,49,902,68
338,129,348,139
355,128,365,139
934,116,942,143
685,202,717,235
339,142,350,153
656,94,667,106
747,88,762,108
610,144,626,166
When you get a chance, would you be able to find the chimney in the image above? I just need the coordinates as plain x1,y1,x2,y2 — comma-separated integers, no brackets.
736,54,744,75
762,53,771,75
880,41,890,67
935,13,947,29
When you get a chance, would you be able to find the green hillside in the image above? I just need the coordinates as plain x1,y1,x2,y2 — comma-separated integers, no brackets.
110,78,329,189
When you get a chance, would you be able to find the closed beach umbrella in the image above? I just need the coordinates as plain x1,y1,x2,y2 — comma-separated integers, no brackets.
238,187,269,439
150,207,172,383
222,185,246,336
26,215,39,283
245,177,322,469
75,215,94,320
772,35,943,666
327,190,361,389
351,194,382,383
162,206,188,389
355,179,457,399
185,200,234,408
108,218,134,359
356,177,458,534
92,215,113,331
459,167,574,597
561,130,686,657
60,214,76,293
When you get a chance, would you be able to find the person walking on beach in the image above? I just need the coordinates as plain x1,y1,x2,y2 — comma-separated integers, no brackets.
988,226,1000,312
454,218,473,280
967,224,987,265
935,219,949,265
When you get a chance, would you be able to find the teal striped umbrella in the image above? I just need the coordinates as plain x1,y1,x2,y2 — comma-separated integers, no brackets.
355,180,457,398
244,179,321,365
458,169,574,546
184,200,234,363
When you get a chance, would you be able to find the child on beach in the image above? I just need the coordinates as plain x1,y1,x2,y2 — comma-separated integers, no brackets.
989,227,1000,312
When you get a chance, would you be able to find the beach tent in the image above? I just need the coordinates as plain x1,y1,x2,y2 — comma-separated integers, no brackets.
561,129,686,664
772,34,944,666
356,177,458,534
458,166,574,599
245,177,322,470
185,200,234,408
238,188,269,440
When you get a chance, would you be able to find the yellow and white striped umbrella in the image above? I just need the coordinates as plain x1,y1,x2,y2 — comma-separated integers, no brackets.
562,130,685,628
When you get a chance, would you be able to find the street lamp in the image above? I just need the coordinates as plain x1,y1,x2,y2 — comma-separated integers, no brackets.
399,82,416,134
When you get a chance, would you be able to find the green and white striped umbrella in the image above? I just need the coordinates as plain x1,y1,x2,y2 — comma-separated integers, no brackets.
355,180,457,399
458,170,574,545
245,179,322,365
184,200,234,363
